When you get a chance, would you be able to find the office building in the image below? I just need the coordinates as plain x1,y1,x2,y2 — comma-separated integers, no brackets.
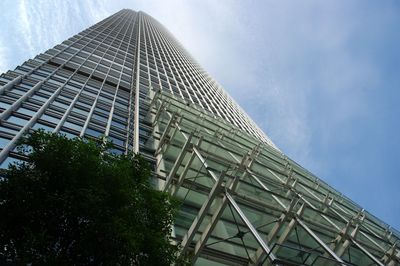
0,9,398,265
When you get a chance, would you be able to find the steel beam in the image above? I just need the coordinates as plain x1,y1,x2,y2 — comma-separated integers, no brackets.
163,132,193,191
296,217,347,265
179,172,225,254
226,192,277,264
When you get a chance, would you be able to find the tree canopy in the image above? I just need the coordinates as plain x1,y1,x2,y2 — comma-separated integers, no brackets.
0,131,180,265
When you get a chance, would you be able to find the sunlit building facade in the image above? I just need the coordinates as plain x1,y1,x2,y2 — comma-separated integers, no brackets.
0,9,399,265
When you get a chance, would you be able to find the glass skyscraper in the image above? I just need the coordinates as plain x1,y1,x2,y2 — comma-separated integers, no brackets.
0,9,398,265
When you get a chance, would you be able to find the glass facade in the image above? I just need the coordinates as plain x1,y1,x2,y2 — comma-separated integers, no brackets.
0,9,399,265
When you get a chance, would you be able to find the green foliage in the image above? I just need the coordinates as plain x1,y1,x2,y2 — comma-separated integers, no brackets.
0,130,180,265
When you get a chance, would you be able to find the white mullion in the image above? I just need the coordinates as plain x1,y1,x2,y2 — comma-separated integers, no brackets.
131,12,143,153
142,16,172,95
146,16,193,103
105,12,136,140
161,39,212,113
164,38,222,117
153,24,200,108
146,16,184,99
81,12,133,137
53,12,130,134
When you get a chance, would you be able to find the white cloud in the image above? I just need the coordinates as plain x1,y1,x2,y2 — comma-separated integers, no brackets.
18,0,35,55
80,0,110,24
0,38,10,74
7,0,109,67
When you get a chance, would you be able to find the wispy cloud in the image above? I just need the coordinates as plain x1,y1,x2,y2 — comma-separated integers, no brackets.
18,0,35,54
0,39,10,73
0,0,110,73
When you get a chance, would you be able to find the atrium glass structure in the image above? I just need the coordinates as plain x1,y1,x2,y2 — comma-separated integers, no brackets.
0,9,399,265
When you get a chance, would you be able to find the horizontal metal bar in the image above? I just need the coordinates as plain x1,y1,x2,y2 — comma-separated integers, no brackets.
0,75,22,95
0,80,44,120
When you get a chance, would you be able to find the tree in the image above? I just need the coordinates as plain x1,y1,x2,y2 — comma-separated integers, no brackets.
0,130,180,265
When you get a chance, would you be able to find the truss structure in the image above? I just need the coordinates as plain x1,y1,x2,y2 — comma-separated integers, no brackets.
147,90,400,265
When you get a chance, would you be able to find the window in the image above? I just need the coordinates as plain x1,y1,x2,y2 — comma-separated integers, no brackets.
63,121,83,132
6,116,29,126
32,123,54,132
0,156,21,169
108,135,124,147
111,120,126,130
109,148,124,155
59,130,78,139
40,114,60,124
85,127,103,138
0,136,11,149
16,107,36,116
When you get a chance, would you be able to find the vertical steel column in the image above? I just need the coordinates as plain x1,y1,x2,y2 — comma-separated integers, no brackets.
191,172,242,263
163,132,193,191
133,12,142,154
179,172,226,254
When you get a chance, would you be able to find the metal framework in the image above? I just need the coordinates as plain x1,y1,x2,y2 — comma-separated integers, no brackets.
147,91,400,265
0,9,399,265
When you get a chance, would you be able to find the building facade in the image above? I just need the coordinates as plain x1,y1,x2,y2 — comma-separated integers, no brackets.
0,9,399,265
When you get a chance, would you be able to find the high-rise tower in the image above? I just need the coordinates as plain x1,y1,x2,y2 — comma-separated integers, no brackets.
0,9,398,265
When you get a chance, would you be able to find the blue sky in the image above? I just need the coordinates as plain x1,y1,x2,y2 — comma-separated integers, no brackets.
0,0,399,230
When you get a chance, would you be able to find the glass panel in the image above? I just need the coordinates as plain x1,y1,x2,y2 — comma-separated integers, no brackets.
6,116,29,126
40,114,60,124
0,156,21,169
85,127,103,138
63,121,82,132
32,123,54,132
0,136,11,149
108,135,124,146
59,130,78,139
16,107,36,116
